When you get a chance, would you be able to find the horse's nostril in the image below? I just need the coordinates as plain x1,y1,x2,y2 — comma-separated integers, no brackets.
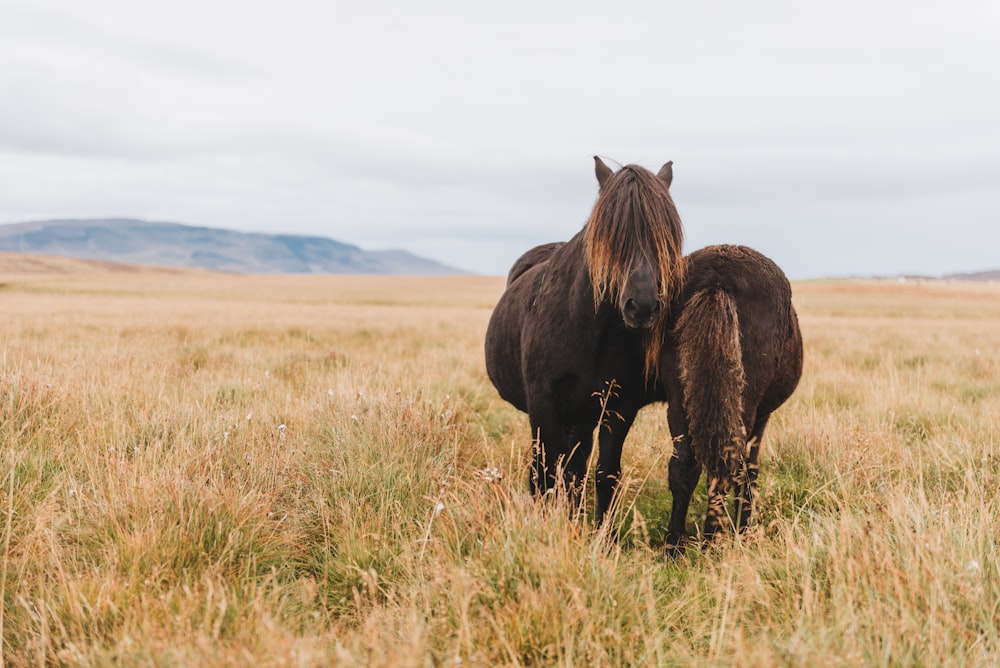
624,298,660,326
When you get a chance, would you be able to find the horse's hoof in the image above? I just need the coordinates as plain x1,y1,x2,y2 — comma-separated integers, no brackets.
664,535,688,558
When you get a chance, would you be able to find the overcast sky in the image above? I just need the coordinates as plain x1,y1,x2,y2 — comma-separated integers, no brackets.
1,1,998,278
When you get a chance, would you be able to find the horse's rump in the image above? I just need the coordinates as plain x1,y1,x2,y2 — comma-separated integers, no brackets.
674,288,747,477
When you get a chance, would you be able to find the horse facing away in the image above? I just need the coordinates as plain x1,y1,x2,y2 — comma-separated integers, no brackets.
661,244,802,545
586,244,803,546
485,157,684,502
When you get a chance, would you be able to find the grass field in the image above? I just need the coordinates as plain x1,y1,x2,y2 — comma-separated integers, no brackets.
1,255,999,665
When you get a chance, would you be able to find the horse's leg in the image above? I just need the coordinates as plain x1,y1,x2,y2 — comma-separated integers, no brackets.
704,432,748,543
665,402,700,549
528,411,568,497
595,405,638,527
564,425,594,512
528,418,563,496
702,418,748,545
703,467,735,543
528,420,545,496
736,413,771,532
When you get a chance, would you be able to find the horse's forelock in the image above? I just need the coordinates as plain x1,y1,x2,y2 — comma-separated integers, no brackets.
584,165,685,304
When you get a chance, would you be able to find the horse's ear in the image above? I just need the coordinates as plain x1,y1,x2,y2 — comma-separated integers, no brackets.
657,161,673,187
594,156,613,188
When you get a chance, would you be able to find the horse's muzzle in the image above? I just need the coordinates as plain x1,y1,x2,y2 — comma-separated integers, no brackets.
623,297,661,330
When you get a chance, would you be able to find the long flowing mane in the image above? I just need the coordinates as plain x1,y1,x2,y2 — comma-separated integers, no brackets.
584,163,685,378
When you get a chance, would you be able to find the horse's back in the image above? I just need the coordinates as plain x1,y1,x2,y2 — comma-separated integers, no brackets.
506,242,564,286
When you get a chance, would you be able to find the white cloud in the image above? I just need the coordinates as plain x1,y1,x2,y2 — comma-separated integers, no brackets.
1,0,999,276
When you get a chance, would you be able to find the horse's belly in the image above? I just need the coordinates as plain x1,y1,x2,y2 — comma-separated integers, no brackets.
485,303,529,413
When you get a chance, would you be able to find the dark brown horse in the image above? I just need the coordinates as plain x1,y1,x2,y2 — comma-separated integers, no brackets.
581,244,802,545
485,157,685,502
657,244,803,545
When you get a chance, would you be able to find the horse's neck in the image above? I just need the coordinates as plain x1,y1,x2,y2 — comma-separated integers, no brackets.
546,235,617,330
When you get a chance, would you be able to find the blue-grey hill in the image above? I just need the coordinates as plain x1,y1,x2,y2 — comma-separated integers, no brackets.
0,219,468,275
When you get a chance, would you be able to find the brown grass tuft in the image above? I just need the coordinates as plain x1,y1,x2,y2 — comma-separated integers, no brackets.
1,269,998,664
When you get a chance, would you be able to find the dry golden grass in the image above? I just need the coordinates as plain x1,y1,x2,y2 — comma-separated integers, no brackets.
1,262,998,666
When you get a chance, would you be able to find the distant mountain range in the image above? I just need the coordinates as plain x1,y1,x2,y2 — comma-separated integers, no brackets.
0,218,469,275
941,270,1000,282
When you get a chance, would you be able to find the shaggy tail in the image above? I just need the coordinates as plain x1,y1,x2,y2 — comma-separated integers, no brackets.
674,289,747,492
